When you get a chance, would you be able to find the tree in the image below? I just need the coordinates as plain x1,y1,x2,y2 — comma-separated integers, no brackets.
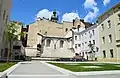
88,43,95,61
5,21,23,62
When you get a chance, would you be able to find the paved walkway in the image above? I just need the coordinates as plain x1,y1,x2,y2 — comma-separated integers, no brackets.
9,62,63,75
0,72,2,76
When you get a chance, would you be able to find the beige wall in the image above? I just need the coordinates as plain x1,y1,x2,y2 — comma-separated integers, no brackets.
41,37,74,58
27,19,73,48
114,4,120,58
98,3,120,61
0,0,12,59
27,18,85,49
25,47,38,57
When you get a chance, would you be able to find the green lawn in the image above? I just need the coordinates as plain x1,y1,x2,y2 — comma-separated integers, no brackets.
48,62,120,72
0,62,16,72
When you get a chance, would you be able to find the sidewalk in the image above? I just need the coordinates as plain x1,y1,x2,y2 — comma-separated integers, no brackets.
0,72,2,76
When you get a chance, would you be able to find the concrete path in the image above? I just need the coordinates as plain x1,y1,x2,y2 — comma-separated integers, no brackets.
9,62,63,75
0,72,3,77
0,72,2,75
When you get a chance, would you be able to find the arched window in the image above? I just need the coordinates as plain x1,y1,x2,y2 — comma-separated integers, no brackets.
46,39,51,47
65,28,68,32
60,40,64,48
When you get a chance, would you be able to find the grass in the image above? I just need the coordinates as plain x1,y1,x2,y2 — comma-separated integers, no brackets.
0,62,16,72
48,62,120,72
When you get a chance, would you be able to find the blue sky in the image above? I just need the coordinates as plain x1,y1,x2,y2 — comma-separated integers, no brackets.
10,0,120,24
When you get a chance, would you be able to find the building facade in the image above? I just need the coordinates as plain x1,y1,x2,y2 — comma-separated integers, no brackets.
27,19,73,48
98,3,120,62
26,11,76,57
0,0,12,59
37,33,74,58
73,25,100,60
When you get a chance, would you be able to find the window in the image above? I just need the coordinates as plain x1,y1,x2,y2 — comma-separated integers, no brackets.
4,48,8,57
108,34,112,43
60,40,64,48
89,31,92,38
118,14,120,21
44,31,47,35
6,15,8,24
3,10,6,20
54,44,56,49
101,24,104,31
46,39,51,47
119,30,120,39
103,50,106,58
92,30,95,35
82,52,84,57
93,40,95,45
108,20,111,28
102,37,105,44
75,44,77,49
13,46,21,49
39,30,41,32
82,43,84,47
89,31,90,34
75,36,77,40
65,28,68,32
89,41,91,44
78,44,81,47
79,36,81,40
110,49,114,58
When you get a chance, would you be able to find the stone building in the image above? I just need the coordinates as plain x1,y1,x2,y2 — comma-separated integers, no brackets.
98,3,120,62
0,0,12,60
26,11,76,57
37,33,73,58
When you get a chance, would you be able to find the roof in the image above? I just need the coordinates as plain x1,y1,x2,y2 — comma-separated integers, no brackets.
80,19,94,28
37,33,72,39
74,25,97,35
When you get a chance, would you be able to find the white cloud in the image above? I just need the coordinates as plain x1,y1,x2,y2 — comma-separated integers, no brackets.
84,0,97,9
61,12,80,22
83,0,99,22
84,7,99,22
103,0,111,6
36,9,60,20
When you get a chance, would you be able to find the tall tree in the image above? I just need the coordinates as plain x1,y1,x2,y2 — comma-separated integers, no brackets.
5,21,23,62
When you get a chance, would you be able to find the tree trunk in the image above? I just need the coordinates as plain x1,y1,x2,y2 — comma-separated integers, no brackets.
7,41,11,63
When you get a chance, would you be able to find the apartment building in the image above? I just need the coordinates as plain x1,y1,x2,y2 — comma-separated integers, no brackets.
0,0,12,59
73,23,100,60
98,3,120,62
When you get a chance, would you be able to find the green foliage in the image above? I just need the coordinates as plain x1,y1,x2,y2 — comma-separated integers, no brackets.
5,21,24,62
5,21,22,42
48,62,120,72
